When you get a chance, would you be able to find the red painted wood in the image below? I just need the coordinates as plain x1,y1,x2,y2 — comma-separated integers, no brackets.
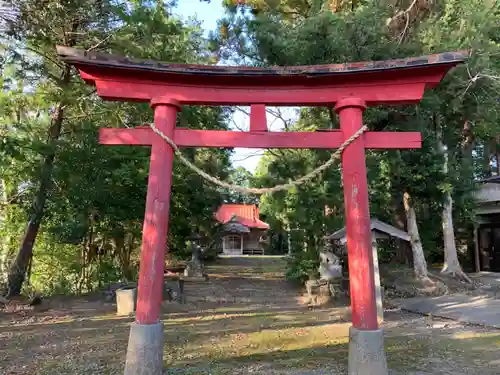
77,62,455,99
99,127,155,145
174,129,344,149
135,104,178,325
91,79,427,106
335,98,378,331
250,104,268,132
173,129,422,149
100,127,421,149
150,97,182,111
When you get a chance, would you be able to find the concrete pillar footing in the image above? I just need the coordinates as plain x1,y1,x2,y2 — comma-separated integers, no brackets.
124,322,164,375
348,326,388,375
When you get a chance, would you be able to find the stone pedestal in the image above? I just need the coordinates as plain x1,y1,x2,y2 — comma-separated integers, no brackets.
183,261,208,280
163,277,185,304
305,278,342,305
124,322,164,375
183,241,208,280
116,287,136,316
348,327,388,375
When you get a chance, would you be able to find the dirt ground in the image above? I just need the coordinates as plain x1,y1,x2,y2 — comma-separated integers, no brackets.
1,257,500,375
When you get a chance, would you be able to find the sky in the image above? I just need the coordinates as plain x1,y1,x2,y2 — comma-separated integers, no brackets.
174,0,223,33
173,1,297,172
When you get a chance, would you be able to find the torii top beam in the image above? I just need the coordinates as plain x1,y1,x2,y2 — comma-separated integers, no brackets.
57,46,468,107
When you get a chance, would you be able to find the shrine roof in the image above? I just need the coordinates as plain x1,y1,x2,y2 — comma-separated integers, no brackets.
57,46,468,83
214,204,269,230
326,218,410,244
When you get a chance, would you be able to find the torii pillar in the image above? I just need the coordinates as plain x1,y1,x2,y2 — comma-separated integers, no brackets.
124,99,179,374
56,45,467,375
335,98,385,374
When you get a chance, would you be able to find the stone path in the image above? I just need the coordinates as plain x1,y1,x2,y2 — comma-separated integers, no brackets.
470,271,500,289
183,256,301,306
397,293,500,328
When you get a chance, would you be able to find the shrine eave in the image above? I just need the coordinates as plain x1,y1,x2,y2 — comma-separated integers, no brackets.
58,46,467,82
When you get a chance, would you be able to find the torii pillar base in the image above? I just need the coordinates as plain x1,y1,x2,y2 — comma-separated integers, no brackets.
348,327,388,375
124,322,164,375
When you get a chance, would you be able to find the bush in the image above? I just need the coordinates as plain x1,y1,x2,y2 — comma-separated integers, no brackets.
286,249,320,285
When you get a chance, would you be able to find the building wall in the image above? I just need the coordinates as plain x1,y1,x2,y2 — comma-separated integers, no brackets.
242,230,266,255
474,183,500,271
221,229,267,255
476,183,500,203
222,234,243,255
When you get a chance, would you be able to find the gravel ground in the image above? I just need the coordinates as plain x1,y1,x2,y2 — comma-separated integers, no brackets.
2,258,500,375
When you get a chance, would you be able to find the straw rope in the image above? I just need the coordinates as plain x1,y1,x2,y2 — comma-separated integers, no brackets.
150,123,368,195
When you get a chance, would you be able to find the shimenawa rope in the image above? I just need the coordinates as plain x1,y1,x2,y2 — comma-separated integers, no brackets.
150,123,368,195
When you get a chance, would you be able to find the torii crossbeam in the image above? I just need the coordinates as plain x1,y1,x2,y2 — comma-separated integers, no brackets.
57,46,467,375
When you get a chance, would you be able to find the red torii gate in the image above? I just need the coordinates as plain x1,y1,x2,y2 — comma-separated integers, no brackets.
57,46,466,375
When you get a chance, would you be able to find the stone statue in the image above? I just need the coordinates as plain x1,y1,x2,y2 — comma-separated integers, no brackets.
304,243,343,305
318,251,343,280
183,238,208,280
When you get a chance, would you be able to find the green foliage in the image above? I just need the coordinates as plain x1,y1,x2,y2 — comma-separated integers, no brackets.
213,0,500,279
2,0,500,295
0,0,233,295
226,167,259,204
285,249,320,285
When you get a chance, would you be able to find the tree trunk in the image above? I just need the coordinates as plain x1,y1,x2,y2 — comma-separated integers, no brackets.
392,151,412,267
403,191,428,279
441,191,470,281
0,178,10,285
6,67,71,297
438,127,471,282
393,193,413,267
287,224,292,256
462,120,474,173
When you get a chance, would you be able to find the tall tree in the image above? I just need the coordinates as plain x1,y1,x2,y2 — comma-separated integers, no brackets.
404,190,428,279
1,0,233,295
418,0,500,279
226,167,260,204
1,0,121,296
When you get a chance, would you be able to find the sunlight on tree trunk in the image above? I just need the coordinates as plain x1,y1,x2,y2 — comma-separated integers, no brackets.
393,194,413,267
403,191,428,279
0,178,10,286
439,139,471,282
